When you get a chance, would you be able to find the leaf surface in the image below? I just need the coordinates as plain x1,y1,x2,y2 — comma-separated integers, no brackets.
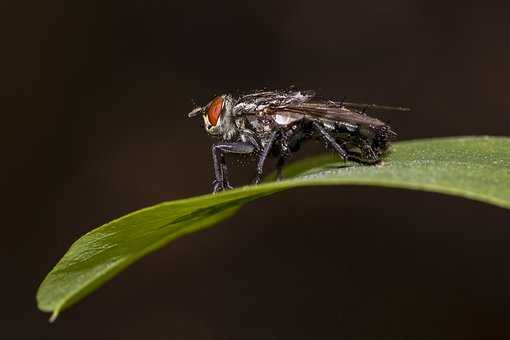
36,136,510,320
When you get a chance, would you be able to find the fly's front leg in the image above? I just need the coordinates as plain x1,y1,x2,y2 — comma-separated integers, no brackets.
220,156,233,190
211,142,255,193
312,121,349,160
211,145,225,193
213,152,231,192
252,130,279,184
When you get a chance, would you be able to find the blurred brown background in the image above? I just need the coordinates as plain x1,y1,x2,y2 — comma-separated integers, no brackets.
2,0,510,339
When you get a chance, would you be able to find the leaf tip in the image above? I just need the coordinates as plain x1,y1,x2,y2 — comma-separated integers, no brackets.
49,310,59,323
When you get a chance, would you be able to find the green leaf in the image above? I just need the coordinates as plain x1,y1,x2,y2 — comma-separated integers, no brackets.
36,136,510,321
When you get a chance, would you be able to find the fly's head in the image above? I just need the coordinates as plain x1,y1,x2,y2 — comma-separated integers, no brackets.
188,94,236,139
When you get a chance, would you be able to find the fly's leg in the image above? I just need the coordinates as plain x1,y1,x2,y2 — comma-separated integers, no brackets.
219,153,233,190
275,156,286,181
252,130,279,184
361,141,379,163
212,142,255,193
312,122,349,160
211,146,225,193
275,129,294,181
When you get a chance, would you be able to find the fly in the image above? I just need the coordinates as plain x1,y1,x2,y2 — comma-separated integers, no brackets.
188,89,409,193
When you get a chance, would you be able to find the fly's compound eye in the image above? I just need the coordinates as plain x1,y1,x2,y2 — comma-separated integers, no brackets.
205,96,224,127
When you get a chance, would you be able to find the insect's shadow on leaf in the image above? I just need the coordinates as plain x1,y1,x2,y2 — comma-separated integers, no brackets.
296,163,357,179
157,195,267,231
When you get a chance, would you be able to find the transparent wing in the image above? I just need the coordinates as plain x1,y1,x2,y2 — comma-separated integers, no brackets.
332,101,410,112
235,89,408,127
279,101,388,127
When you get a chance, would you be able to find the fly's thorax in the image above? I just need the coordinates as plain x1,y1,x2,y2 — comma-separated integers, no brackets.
245,115,279,138
202,94,237,139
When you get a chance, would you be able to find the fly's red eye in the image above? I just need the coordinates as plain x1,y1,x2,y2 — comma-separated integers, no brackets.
206,96,223,126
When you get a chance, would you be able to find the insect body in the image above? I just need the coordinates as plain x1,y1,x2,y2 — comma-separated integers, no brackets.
188,89,407,193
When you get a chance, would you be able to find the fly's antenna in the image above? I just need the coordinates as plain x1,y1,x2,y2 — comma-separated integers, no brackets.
187,98,203,118
188,106,203,118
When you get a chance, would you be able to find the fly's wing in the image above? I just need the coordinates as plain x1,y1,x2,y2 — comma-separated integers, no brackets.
280,101,388,128
233,89,316,116
329,100,410,112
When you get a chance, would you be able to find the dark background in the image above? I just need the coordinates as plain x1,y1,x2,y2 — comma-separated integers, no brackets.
3,0,510,339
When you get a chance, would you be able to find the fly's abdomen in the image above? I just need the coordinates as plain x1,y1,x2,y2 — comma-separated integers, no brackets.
332,123,395,163
372,124,396,152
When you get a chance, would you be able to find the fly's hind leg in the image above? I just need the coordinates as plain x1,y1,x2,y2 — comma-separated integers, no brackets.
360,141,380,164
212,142,255,193
311,122,349,160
